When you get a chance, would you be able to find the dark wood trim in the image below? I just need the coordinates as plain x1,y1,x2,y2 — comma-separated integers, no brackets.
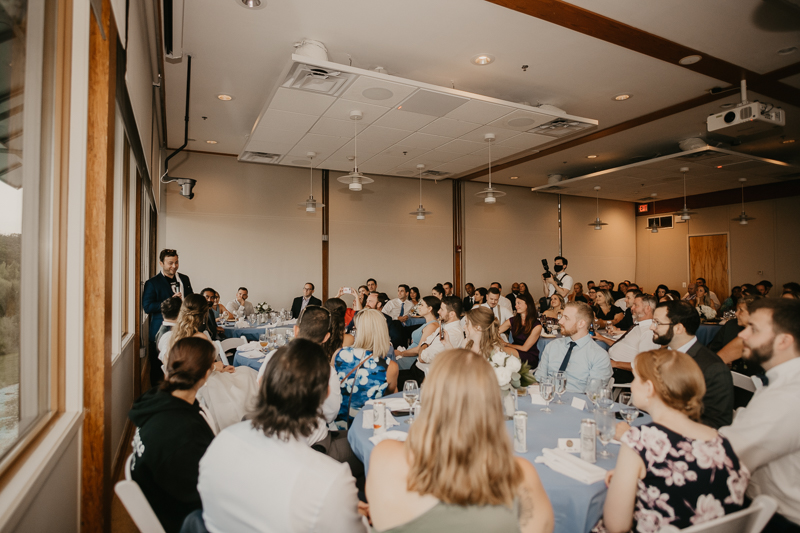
487,0,800,104
452,180,463,297
111,420,135,484
635,179,800,216
133,167,143,399
82,1,116,530
322,169,330,302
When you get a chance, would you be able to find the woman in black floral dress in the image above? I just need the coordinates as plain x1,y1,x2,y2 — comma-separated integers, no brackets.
596,349,748,533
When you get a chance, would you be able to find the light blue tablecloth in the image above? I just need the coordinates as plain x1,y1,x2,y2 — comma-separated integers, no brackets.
349,391,650,533
233,350,266,372
222,322,294,342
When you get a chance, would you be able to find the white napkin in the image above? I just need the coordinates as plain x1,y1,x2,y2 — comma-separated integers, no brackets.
369,430,408,445
361,409,400,429
235,319,250,328
534,448,607,485
529,388,547,405
238,341,263,353
365,397,411,411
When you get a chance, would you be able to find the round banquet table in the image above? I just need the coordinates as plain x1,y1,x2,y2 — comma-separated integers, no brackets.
348,390,650,533
232,349,267,372
221,321,295,342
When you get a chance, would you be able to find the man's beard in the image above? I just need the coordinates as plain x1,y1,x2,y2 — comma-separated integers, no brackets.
653,326,674,346
743,337,774,366
562,324,577,337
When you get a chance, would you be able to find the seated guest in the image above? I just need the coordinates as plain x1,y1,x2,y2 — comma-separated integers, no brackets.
720,299,800,531
408,286,420,308
462,282,476,311
367,278,378,292
650,300,733,429
711,295,763,408
740,283,758,297
200,288,223,340
227,286,255,317
500,292,542,366
323,298,355,356
586,280,596,291
655,284,669,301
519,282,530,296
383,284,414,323
471,287,487,309
404,296,465,382
357,284,369,308
158,295,221,364
608,281,624,302
593,289,624,328
784,289,800,300
203,288,229,320
443,282,454,297
484,287,513,325
541,293,565,323
367,349,554,533
291,282,321,319
506,282,520,308
600,349,748,533
155,296,182,349
397,296,440,355
334,309,399,428
696,277,721,309
682,282,697,302
615,289,641,331
569,282,588,303
129,337,217,533
587,287,597,306
695,284,718,315
199,340,367,533
535,302,612,392
782,282,800,297
719,285,742,314
755,279,773,297
432,283,445,300
598,293,659,384
458,307,518,360
364,291,392,329
490,281,514,313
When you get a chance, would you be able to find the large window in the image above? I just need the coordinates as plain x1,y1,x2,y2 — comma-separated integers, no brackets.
0,0,57,460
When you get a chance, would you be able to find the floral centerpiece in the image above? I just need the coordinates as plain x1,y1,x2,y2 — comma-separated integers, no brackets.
697,305,716,320
255,302,273,315
489,349,536,417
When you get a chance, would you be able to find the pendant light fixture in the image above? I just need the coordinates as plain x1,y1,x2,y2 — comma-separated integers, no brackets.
337,110,374,191
647,193,660,233
673,166,697,222
588,186,608,230
474,133,506,204
732,177,755,225
409,164,433,220
298,152,324,212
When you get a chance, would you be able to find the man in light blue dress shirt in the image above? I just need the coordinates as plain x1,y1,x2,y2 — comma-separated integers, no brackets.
535,302,612,392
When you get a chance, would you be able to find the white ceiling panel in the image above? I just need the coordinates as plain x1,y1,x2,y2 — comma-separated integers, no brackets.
396,132,452,150
497,132,554,150
358,154,409,172
309,117,358,137
458,125,523,144
488,109,557,132
445,100,516,124
251,109,319,137
248,127,306,146
269,87,337,116
321,98,391,124
372,109,439,131
398,89,470,117
289,133,350,154
379,145,431,158
358,125,412,145
416,150,463,164
243,139,296,156
438,139,486,154
339,76,418,108
473,145,523,160
419,117,482,138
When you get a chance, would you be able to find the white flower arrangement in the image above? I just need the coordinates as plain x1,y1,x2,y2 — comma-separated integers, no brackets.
488,348,533,390
255,302,273,314
697,305,716,320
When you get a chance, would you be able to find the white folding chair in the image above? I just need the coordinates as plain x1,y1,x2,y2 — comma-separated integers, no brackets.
219,336,246,353
213,340,229,367
115,453,167,533
657,494,777,533
732,371,757,394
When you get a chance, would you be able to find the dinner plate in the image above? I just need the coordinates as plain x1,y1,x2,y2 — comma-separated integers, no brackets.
540,332,557,338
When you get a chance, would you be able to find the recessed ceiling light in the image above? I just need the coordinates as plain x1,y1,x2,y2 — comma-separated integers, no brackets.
471,54,495,66
240,0,262,7
206,140,217,144
217,94,233,101
778,46,797,56
783,139,795,144
587,155,597,159
679,55,702,65
510,176,518,180
614,94,632,101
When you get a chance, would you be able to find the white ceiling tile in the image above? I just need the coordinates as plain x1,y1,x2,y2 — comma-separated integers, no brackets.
379,145,430,159
458,125,523,143
434,155,487,172
419,117,482,138
243,139,296,156
321,98,391,124
359,154,408,172
289,133,350,154
473,145,523,160
419,150,463,163
337,135,398,155
396,132,451,150
248,127,306,146
487,109,557,131
445,100,516,123
438,139,486,154
397,89,470,117
372,109,438,131
252,109,319,136
309,117,356,137
497,132,554,150
339,76,418,108
359,125,413,145
269,87,336,116
322,159,355,172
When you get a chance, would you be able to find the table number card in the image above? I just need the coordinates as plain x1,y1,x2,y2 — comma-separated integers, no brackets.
558,438,581,453
571,397,587,410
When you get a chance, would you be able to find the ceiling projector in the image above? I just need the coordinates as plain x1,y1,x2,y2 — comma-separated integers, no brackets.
707,101,785,138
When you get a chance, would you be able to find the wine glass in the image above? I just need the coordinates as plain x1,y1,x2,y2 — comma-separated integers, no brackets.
595,407,616,459
586,378,602,412
553,371,567,404
539,377,554,412
403,381,420,424
619,392,640,425
259,333,269,349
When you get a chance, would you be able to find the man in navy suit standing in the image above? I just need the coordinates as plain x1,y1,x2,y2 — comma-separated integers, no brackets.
142,249,194,386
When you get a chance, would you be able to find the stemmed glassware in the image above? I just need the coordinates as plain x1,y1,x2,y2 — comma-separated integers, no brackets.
595,407,616,459
403,381,420,424
539,376,554,412
553,371,567,404
586,378,602,412
619,392,640,424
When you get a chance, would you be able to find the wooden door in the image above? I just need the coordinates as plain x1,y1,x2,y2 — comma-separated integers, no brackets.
689,234,729,303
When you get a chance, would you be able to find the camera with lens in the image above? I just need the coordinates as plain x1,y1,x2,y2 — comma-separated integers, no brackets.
542,259,552,279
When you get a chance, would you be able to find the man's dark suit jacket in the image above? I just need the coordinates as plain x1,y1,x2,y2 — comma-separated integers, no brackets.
291,295,322,319
463,296,475,312
686,340,734,429
142,272,193,342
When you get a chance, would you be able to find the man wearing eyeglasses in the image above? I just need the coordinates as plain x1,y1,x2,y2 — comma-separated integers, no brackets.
142,248,194,386
291,282,321,319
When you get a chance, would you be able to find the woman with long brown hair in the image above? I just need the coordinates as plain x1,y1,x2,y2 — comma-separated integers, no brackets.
457,307,518,359
366,349,553,532
500,292,543,366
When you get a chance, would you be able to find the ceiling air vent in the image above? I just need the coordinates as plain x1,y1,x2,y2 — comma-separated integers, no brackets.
239,151,282,164
422,170,450,178
281,62,357,96
528,118,594,138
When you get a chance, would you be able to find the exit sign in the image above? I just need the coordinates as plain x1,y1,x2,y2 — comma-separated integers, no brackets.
638,204,649,213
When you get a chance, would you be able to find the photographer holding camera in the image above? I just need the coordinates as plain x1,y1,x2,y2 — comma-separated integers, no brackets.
541,256,573,299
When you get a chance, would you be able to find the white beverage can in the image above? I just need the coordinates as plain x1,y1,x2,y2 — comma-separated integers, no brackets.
373,401,387,435
581,418,597,463
513,411,528,453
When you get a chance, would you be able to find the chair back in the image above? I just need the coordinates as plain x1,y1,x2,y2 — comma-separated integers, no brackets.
114,480,167,533
732,371,757,393
657,494,777,533
213,340,229,366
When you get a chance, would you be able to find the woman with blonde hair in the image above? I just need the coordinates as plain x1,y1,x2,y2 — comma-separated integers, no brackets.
592,289,623,328
598,349,748,533
334,309,399,428
366,349,554,532
456,307,518,359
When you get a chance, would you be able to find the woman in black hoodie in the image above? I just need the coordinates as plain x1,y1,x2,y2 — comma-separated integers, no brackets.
128,336,216,532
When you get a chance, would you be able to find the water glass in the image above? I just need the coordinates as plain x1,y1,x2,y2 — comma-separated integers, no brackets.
586,378,602,412
595,407,616,459
619,392,640,425
539,377,554,412
259,333,268,349
553,371,567,404
403,381,420,424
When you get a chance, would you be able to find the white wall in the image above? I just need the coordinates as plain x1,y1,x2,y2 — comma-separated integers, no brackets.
635,195,800,293
329,172,452,298
165,152,323,309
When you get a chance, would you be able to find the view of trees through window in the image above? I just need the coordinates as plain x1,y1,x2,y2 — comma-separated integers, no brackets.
0,208,21,453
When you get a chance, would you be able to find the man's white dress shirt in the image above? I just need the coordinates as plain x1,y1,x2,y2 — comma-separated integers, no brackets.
482,302,513,325
198,421,367,533
300,296,311,313
382,298,412,320
608,319,659,364
228,299,255,316
417,320,464,374
547,272,574,297
615,298,627,311
498,295,514,314
720,357,800,525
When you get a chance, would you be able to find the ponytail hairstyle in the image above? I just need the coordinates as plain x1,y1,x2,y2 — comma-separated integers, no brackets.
160,337,216,393
464,307,503,359
634,349,705,421
322,298,347,361
167,294,210,366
